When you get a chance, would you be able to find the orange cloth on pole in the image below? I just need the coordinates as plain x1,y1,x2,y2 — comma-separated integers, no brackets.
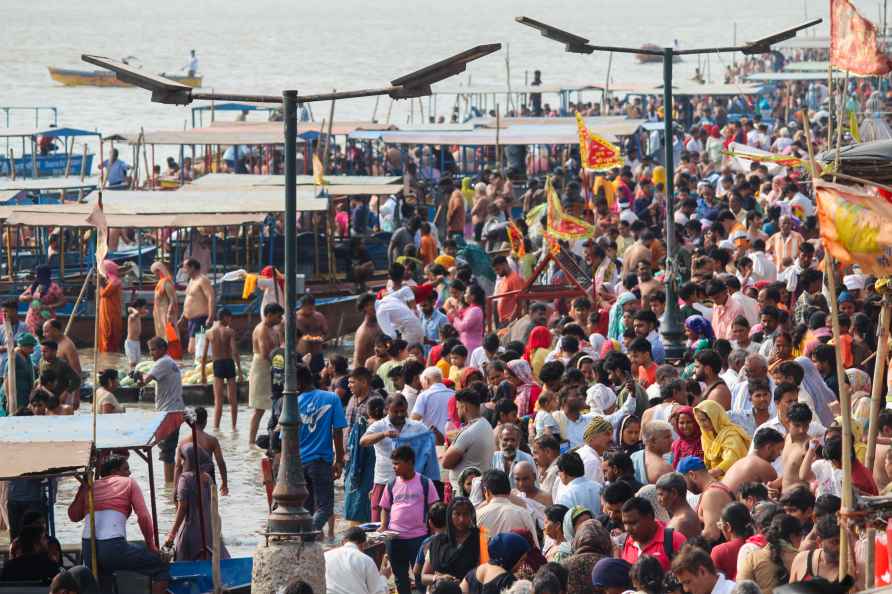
98,281,123,353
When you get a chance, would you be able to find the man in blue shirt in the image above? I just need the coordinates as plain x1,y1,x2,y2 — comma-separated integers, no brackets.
418,292,447,356
296,364,347,531
555,452,602,515
101,149,130,189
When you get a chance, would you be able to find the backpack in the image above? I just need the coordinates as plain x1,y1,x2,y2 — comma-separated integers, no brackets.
386,474,431,531
663,527,676,562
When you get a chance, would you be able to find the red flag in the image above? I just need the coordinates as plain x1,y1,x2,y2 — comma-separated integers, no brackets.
831,0,892,75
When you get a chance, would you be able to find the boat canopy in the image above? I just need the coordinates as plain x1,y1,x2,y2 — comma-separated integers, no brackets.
188,173,402,189
0,441,92,481
783,61,833,72
115,120,395,146
0,176,100,192
653,83,763,96
0,411,180,450
0,126,101,139
191,102,280,113
746,71,870,82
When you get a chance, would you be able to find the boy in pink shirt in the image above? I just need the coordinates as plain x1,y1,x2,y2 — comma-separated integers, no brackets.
380,445,439,594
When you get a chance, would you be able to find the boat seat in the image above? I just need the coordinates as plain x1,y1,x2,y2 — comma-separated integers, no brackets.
113,570,151,593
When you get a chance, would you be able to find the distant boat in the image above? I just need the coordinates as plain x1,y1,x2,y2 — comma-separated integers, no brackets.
635,44,683,64
48,66,202,88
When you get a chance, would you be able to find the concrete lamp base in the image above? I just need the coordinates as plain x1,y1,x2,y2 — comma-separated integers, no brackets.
252,539,325,594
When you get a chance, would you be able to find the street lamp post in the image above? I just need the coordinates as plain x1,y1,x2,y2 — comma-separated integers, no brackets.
514,17,820,362
81,44,500,589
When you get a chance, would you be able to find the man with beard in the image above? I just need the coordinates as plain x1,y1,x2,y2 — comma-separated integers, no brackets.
603,352,648,417
441,388,494,492
491,424,535,488
361,394,428,522
656,472,701,539
532,434,561,496
551,386,595,449
789,514,846,583
694,349,732,410
679,456,734,544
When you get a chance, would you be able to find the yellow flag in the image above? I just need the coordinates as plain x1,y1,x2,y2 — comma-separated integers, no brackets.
312,153,327,186
849,110,862,143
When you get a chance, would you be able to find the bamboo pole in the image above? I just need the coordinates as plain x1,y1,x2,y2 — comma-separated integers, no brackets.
60,228,65,284
827,62,835,148
64,267,95,336
8,149,15,181
64,137,72,177
865,294,891,589
802,111,852,581
141,128,150,190
211,481,222,594
5,226,13,282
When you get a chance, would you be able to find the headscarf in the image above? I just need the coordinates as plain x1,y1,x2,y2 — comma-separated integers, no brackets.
613,414,643,455
31,265,52,293
570,519,612,556
487,532,531,570
670,406,703,467
562,506,592,545
430,497,481,579
695,400,751,471
586,383,617,414
151,262,173,297
846,368,871,396
510,529,546,572
508,359,541,417
684,315,714,342
524,327,553,363
608,292,637,340
795,356,836,428
837,413,868,463
460,367,483,390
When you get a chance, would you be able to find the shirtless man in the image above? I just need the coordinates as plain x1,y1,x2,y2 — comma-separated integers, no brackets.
150,261,177,338
201,309,241,431
352,293,378,370
173,406,229,496
679,455,734,544
364,334,392,375
721,427,784,493
42,319,81,377
656,472,701,539
512,460,552,508
694,350,732,410
180,258,214,354
125,299,148,371
872,410,892,492
638,421,674,484
248,303,283,447
295,294,328,364
780,403,814,493
789,515,848,584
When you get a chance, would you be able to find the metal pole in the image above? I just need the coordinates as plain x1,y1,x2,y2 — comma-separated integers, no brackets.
267,89,313,536
659,47,685,361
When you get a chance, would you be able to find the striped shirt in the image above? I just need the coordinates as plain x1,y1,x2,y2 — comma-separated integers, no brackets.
766,231,804,271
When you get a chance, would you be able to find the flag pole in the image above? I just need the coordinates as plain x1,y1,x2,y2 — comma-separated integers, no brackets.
802,109,852,581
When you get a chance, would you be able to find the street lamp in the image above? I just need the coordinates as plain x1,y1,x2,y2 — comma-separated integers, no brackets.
83,44,500,537
515,17,820,361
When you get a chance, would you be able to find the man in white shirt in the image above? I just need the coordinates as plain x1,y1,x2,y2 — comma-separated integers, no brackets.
410,367,453,443
324,528,389,594
671,546,736,594
555,451,603,514
576,416,612,483
374,285,425,346
477,469,540,546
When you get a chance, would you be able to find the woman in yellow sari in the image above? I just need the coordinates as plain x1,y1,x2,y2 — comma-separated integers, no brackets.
694,400,751,478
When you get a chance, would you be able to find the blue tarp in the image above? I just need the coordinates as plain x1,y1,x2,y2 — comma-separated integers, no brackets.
0,411,181,449
168,557,252,594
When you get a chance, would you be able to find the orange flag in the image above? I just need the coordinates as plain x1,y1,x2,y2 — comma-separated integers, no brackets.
815,181,892,275
576,112,623,171
831,0,892,76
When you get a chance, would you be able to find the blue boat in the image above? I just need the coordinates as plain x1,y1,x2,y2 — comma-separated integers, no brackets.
169,558,253,594
0,126,101,178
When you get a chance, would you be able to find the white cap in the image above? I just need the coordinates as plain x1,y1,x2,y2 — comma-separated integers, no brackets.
843,274,866,291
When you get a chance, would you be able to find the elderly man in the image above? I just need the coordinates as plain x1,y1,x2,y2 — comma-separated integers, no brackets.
632,421,674,485
512,460,552,510
729,353,773,413
325,527,389,594
656,472,701,539
766,215,804,272
477,469,540,545
410,367,453,444
492,424,535,488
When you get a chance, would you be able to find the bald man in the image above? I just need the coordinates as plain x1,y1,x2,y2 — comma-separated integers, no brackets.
512,460,552,508
635,421,674,485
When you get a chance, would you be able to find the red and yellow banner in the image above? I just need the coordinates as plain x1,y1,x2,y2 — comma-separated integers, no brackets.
816,181,892,275
576,112,623,171
722,149,803,169
545,176,596,241
507,221,526,258
831,0,892,75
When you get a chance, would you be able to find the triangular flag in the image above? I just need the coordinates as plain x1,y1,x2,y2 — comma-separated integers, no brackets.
545,176,596,241
831,0,892,75
576,112,623,171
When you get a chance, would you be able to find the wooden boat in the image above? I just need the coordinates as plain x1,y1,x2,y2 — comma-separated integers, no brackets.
48,66,202,88
635,44,683,64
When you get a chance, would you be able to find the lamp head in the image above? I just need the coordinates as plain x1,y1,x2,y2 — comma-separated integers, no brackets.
740,18,822,55
81,54,194,104
515,16,594,54
389,43,501,99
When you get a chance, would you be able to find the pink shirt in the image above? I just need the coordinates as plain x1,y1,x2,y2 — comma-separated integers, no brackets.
69,475,155,547
712,297,744,340
451,305,484,354
379,473,439,539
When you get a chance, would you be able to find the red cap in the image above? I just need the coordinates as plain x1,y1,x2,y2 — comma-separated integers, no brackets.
411,283,435,302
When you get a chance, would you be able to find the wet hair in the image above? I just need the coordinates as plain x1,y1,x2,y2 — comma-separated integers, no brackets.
655,472,687,497
544,504,569,525
816,513,839,539
532,572,562,594
671,544,716,576
630,555,665,594
814,494,841,518
536,564,568,593
99,368,119,388
194,406,208,428
767,514,801,584
350,366,373,383
694,349,722,375
263,303,285,317
367,397,385,420
787,402,813,425
774,382,799,403
720,502,754,538
753,427,784,449
100,455,128,477
455,388,482,406
535,434,561,455
776,361,805,384
428,501,448,529
539,361,565,384
344,526,367,545
604,451,634,475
